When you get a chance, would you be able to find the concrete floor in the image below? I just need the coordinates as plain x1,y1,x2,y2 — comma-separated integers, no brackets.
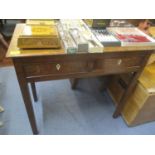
0,66,155,135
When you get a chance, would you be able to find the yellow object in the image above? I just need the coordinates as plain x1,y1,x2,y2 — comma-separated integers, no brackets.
139,62,155,93
26,19,56,26
123,63,155,125
147,27,155,65
108,63,155,126
149,27,155,38
83,19,93,27
17,25,61,49
22,25,58,36
6,24,65,58
10,50,21,55
147,53,155,65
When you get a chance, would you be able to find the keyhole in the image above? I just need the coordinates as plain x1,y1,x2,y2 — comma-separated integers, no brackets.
56,64,61,70
117,59,122,65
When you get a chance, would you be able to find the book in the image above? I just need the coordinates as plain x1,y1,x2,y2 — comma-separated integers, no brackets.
107,27,155,46
80,23,103,53
84,19,111,29
92,29,121,47
69,28,89,53
26,19,56,26
57,24,77,54
59,19,103,53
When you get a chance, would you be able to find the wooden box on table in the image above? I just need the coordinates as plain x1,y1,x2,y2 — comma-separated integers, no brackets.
17,25,61,49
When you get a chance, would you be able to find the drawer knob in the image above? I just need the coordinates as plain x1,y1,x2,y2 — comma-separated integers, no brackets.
117,59,122,65
56,64,61,70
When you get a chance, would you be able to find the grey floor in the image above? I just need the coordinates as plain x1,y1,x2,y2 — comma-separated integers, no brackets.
0,66,155,135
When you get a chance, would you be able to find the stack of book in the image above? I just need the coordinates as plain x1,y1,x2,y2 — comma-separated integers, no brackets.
107,27,155,46
59,19,103,53
57,23,77,54
69,28,88,52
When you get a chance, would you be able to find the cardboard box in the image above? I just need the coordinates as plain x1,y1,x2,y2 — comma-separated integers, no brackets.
108,63,155,126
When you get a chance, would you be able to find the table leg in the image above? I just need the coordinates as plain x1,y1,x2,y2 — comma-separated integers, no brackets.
30,82,38,102
69,78,79,90
113,54,151,118
99,76,113,92
13,60,38,134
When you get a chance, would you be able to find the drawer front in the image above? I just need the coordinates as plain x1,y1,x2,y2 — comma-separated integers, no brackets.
94,56,142,74
24,56,143,77
24,61,89,77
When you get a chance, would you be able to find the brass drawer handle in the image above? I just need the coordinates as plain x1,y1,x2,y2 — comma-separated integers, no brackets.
117,59,122,65
56,64,61,70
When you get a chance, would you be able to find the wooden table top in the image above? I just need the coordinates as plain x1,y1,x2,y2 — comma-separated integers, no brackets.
6,24,155,58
